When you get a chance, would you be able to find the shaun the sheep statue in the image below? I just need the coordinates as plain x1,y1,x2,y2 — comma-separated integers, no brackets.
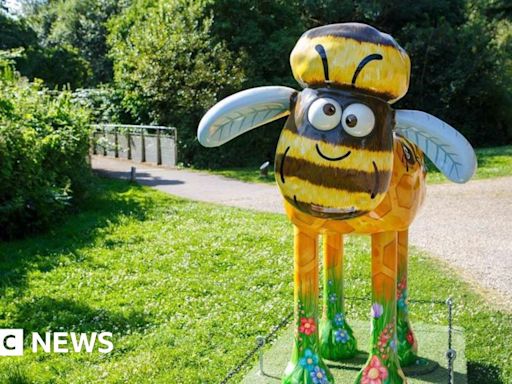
198,23,476,384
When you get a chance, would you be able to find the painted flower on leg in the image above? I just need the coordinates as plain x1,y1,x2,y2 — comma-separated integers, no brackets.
377,322,394,353
397,288,408,312
371,303,384,319
310,366,329,384
406,329,415,345
328,293,337,303
299,317,316,336
362,356,388,384
389,338,397,352
334,329,349,343
377,334,389,351
334,313,344,326
299,348,319,372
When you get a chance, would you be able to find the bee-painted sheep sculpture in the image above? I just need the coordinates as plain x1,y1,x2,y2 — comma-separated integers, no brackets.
198,23,476,384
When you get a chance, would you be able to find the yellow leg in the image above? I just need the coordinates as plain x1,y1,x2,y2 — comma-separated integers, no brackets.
320,233,357,360
283,226,333,384
356,231,407,384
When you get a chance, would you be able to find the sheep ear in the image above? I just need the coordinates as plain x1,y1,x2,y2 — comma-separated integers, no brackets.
395,110,477,183
198,86,296,147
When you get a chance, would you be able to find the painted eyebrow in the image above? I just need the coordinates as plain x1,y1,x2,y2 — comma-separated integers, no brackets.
314,44,330,82
351,54,383,86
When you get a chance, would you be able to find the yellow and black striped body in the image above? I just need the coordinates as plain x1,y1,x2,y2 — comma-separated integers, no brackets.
275,88,395,220
274,23,413,221
282,135,427,233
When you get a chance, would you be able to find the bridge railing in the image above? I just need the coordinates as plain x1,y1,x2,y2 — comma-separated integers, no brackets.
91,124,178,167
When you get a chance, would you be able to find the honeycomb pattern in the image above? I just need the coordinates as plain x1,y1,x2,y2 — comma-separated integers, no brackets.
371,193,392,219
396,174,414,209
371,231,397,301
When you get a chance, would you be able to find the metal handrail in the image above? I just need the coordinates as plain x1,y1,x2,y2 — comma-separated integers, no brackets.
92,123,177,136
91,123,178,166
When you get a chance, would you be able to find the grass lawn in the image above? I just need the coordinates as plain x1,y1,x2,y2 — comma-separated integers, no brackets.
201,145,512,185
0,177,510,383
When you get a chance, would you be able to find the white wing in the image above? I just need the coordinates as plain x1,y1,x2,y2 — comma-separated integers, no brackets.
198,86,295,147
395,110,477,183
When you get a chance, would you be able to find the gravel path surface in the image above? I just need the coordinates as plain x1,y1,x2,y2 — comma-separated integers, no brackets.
92,156,512,306
410,177,512,303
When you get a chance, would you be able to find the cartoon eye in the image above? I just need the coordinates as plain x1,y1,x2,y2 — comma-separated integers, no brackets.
307,98,342,131
342,103,375,137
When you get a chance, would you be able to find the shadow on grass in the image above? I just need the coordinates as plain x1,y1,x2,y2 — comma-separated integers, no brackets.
0,176,151,297
0,366,32,384
467,361,504,384
12,296,150,335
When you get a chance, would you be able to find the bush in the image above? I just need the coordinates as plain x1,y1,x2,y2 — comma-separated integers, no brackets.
0,70,91,239
71,86,128,124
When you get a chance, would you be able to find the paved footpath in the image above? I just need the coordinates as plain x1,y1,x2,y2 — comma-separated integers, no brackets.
92,156,512,308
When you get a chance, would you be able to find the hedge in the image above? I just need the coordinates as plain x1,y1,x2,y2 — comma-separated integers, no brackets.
0,69,91,239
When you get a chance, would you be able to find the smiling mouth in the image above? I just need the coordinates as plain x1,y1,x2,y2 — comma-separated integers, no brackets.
315,144,351,161
310,204,357,214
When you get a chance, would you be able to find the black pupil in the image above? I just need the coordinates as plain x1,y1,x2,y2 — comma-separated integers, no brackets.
323,103,336,116
346,114,358,128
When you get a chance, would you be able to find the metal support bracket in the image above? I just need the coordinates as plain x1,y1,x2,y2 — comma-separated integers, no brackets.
446,297,457,384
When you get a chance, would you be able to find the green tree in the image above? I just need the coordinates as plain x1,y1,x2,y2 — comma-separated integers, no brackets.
15,44,91,89
0,8,38,49
108,0,245,166
0,1,92,89
109,0,312,167
301,0,512,146
23,0,128,84
207,0,304,88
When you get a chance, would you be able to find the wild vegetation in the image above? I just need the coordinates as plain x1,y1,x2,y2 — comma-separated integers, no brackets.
0,62,90,239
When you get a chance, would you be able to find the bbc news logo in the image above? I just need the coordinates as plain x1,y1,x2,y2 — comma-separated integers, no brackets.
0,329,113,356
0,329,23,356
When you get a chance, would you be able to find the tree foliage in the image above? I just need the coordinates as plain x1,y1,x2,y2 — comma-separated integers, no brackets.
108,0,308,167
108,0,246,166
0,68,91,238
107,0,511,167
19,0,129,85
3,0,511,167
0,12,37,49
301,0,512,146
0,1,94,88
207,0,304,88
15,45,92,89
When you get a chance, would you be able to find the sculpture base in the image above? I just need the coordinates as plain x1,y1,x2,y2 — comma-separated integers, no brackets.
242,321,466,384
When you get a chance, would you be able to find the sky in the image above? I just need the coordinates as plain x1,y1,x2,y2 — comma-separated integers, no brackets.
5,0,23,14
